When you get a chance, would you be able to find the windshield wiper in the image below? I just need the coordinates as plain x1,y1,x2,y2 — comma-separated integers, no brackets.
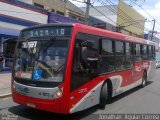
40,36,57,53
35,36,57,61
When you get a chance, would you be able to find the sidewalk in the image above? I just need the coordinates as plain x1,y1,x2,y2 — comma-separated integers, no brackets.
0,71,11,98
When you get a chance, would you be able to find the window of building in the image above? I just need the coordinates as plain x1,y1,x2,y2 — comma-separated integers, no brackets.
34,3,44,9
57,11,64,16
125,42,133,69
51,9,55,12
69,13,78,20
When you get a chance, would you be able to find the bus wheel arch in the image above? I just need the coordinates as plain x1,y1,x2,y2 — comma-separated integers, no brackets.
106,79,112,103
99,79,113,109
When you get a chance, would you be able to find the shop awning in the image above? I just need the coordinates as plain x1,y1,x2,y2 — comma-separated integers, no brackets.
0,27,20,36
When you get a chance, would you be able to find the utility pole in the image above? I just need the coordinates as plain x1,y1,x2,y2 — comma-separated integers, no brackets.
151,19,156,41
85,0,90,25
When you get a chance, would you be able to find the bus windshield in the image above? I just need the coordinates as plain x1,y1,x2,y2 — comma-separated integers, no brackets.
13,27,72,83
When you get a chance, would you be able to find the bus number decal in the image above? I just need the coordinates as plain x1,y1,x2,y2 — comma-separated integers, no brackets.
78,88,87,94
61,29,65,35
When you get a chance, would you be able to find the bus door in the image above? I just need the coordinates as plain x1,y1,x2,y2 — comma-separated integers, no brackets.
133,44,143,82
70,32,101,112
124,42,134,85
71,33,99,92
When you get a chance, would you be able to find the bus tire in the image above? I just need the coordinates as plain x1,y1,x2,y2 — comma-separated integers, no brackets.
99,82,108,109
141,72,147,88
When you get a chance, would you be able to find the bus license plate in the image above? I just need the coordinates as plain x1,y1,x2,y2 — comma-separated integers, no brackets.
27,102,36,108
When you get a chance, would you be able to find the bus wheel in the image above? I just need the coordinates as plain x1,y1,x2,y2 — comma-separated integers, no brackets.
141,72,147,88
99,82,108,109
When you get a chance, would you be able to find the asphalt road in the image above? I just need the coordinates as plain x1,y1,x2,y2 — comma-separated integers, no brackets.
0,69,160,120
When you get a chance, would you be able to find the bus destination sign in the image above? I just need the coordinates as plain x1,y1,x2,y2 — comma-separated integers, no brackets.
22,27,72,39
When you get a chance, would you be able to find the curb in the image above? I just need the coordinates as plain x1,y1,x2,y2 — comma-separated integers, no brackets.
0,93,11,99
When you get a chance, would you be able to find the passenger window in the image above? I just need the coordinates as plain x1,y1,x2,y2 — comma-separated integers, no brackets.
115,41,124,55
134,44,142,62
136,44,141,55
115,41,125,71
101,38,115,73
141,45,148,60
125,42,133,69
148,45,153,60
148,45,155,60
126,42,132,55
102,39,113,55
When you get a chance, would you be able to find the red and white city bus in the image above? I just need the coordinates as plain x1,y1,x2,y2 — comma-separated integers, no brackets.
12,23,156,114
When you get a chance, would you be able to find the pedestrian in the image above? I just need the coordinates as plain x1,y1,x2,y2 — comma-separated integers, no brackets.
0,52,4,71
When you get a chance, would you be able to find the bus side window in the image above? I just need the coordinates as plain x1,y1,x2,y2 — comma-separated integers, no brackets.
152,46,156,60
115,41,125,71
101,38,115,73
71,33,99,91
76,33,99,73
148,45,154,60
141,44,148,60
134,44,141,62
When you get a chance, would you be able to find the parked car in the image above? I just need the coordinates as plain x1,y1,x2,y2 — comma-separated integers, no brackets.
156,59,160,69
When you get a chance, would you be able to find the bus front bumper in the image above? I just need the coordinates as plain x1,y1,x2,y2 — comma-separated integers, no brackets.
12,90,69,114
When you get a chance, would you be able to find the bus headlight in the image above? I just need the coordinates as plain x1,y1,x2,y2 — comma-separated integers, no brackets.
55,87,63,98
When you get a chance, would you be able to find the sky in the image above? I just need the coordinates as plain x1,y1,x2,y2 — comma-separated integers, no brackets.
69,0,160,36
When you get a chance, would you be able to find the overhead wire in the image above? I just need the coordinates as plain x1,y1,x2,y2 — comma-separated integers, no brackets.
106,0,147,30
98,0,147,30
97,0,131,25
90,4,117,25
130,0,160,33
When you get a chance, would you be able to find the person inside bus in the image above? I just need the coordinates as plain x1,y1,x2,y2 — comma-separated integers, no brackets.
80,46,98,73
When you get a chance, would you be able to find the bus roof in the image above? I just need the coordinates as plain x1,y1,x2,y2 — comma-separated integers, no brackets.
74,23,149,45
21,23,153,45
22,23,74,32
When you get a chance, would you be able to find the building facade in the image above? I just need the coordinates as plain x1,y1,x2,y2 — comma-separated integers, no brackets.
19,0,85,22
0,0,48,69
144,33,160,51
0,0,48,51
81,0,145,37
